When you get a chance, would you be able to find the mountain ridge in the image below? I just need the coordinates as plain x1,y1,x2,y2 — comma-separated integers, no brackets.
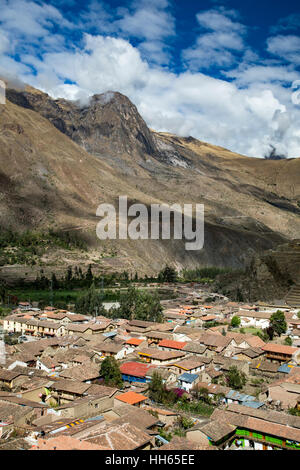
0,83,299,280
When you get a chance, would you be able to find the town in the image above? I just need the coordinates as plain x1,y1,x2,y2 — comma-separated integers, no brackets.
0,274,300,451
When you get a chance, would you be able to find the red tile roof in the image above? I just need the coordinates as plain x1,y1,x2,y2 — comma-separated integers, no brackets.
158,339,187,350
262,343,298,355
115,391,148,405
201,315,217,321
125,338,144,346
120,362,154,378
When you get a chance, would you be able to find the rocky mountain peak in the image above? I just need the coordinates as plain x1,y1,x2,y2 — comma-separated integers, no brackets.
6,86,158,159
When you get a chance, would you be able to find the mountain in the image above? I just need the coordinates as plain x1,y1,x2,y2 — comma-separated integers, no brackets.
214,239,300,304
0,83,300,282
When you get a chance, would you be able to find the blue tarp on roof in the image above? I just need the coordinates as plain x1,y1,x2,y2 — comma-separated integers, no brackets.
103,331,117,337
242,401,264,409
277,363,294,374
178,373,199,383
226,390,256,402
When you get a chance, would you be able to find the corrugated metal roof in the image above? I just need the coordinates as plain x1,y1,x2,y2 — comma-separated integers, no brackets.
178,373,199,383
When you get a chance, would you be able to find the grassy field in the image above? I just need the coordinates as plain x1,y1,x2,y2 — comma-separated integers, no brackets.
240,327,262,335
6,287,121,306
5,285,175,308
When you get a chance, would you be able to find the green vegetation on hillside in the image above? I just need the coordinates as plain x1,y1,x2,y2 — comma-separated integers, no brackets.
0,229,87,266
181,266,234,283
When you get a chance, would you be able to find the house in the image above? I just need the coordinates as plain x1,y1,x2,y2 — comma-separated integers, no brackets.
6,352,37,369
225,332,266,350
210,403,300,450
120,362,155,384
200,315,218,326
193,382,230,402
158,339,187,351
125,337,146,348
54,385,119,419
213,356,250,375
186,420,236,449
137,348,186,366
66,322,114,336
198,332,233,354
236,310,271,329
145,367,177,386
177,373,200,392
291,329,300,340
159,435,214,450
36,357,61,374
224,390,264,408
142,405,179,427
18,376,55,403
259,380,300,410
77,421,155,450
234,347,265,362
182,342,207,356
115,391,148,408
0,368,27,389
171,358,205,375
47,379,92,405
144,331,173,345
250,359,282,379
92,342,130,360
262,343,300,363
18,302,32,311
58,362,101,383
32,436,107,450
200,368,223,384
108,404,160,434
0,401,34,436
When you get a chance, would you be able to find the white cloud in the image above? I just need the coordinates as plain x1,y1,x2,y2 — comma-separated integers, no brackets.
16,33,299,159
0,1,300,159
0,0,72,37
267,35,300,65
0,30,10,54
226,64,300,86
182,8,247,70
77,0,175,64
195,8,245,34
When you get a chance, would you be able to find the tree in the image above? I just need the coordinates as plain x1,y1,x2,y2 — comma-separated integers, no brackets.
158,265,177,283
284,336,293,346
196,386,212,404
225,366,247,390
257,329,270,342
148,371,165,403
0,283,6,304
270,310,287,337
51,273,59,290
231,316,241,328
265,326,275,340
65,266,73,284
85,264,93,283
148,371,176,405
100,357,123,388
111,286,163,322
297,311,300,320
75,283,106,315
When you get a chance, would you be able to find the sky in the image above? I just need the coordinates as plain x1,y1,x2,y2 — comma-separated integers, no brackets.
0,0,300,158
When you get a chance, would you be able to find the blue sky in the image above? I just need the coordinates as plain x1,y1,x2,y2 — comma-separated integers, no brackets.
0,0,300,157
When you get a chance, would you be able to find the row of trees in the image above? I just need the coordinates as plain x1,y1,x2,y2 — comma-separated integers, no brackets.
75,284,163,322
